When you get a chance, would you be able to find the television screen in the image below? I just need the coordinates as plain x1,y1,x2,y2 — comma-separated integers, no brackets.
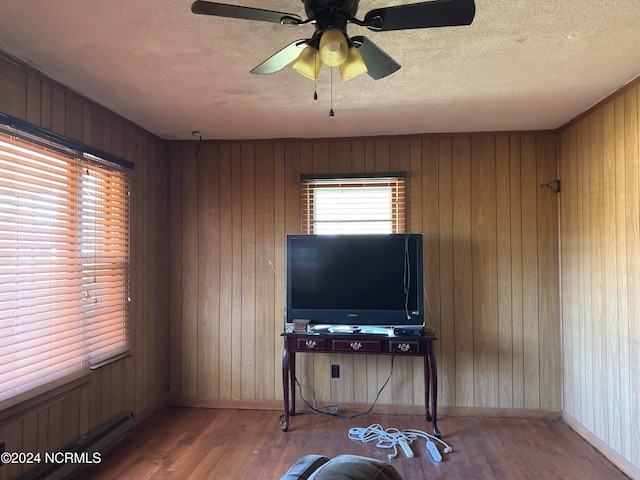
285,233,424,327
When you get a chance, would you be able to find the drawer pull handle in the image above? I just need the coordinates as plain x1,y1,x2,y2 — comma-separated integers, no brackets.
305,340,317,348
398,343,411,352
350,341,362,351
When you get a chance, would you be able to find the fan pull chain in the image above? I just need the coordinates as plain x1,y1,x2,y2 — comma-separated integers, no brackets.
329,68,335,118
313,50,318,101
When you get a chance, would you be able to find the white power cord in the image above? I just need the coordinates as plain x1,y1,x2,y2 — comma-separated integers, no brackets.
348,424,453,461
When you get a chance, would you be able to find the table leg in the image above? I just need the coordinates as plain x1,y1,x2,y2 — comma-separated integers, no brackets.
290,352,296,416
281,341,290,432
424,355,432,422
428,342,440,438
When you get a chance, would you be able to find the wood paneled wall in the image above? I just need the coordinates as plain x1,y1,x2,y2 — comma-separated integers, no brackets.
0,53,170,479
168,132,561,415
559,82,640,474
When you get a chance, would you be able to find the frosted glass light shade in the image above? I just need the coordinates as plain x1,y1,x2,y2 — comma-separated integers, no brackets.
292,45,322,80
319,28,348,67
339,46,368,80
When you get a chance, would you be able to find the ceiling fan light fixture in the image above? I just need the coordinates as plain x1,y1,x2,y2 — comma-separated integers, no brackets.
292,45,323,80
319,28,349,67
192,0,478,84
339,46,368,81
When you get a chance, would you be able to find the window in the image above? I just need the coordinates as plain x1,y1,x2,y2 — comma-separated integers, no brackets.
301,175,406,234
0,127,131,407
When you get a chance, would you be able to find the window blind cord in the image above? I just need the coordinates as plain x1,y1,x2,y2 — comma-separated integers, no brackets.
348,424,452,461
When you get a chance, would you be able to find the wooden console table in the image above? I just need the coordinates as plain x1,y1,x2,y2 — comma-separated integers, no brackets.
281,330,439,436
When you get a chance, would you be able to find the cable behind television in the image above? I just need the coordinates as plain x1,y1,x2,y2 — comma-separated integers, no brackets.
423,282,436,332
403,234,411,321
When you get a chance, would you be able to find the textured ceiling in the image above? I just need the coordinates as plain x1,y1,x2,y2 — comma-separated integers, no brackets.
0,0,639,140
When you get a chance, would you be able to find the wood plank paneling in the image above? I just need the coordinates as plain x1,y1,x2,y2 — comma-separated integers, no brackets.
198,143,220,400
602,101,620,453
167,130,561,421
272,142,286,398
536,133,561,412
520,133,541,410
437,137,455,407
254,143,275,401
471,135,498,407
452,136,474,408
230,143,244,400
0,51,169,480
560,82,640,472
495,134,513,408
627,88,640,469
241,143,257,399
508,134,525,409
181,144,199,400
168,142,183,401
218,144,234,399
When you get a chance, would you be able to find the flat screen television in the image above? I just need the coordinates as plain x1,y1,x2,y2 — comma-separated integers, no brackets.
285,233,424,328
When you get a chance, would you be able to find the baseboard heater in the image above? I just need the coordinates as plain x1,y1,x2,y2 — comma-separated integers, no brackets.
18,410,134,480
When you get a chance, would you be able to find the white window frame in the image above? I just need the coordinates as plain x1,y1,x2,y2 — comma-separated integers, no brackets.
0,120,131,410
301,174,406,234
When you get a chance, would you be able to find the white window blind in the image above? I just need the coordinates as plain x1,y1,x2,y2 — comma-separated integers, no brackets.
0,130,130,407
301,176,406,234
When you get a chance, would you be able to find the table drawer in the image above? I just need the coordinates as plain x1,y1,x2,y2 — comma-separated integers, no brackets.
331,339,381,353
389,340,420,354
296,338,326,351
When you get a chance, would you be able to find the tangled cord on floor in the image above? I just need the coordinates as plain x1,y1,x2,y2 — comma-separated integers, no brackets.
348,423,453,461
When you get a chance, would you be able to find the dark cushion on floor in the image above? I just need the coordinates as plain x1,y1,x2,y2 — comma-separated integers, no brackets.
281,454,403,480
280,454,331,480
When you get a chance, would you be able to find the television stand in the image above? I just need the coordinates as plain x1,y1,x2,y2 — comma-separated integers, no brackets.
281,330,439,436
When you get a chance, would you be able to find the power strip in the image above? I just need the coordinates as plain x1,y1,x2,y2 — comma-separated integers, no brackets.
426,440,442,462
348,424,453,462
398,438,414,458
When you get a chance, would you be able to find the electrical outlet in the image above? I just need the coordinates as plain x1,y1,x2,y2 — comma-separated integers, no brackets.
331,364,340,378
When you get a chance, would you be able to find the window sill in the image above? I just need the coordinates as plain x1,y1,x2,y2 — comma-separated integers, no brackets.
90,352,132,370
0,373,91,425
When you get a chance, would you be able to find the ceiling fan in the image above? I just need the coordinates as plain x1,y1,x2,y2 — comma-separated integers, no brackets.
191,0,475,81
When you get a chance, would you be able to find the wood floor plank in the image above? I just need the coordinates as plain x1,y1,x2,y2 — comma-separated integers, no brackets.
76,408,629,480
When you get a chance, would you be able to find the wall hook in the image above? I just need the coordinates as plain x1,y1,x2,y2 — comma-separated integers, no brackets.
192,130,202,158
540,179,560,194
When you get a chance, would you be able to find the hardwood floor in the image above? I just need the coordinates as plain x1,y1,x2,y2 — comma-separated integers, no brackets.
76,408,629,480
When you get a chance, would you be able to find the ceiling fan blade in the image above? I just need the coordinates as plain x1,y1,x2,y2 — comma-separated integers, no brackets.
351,36,400,80
191,1,302,25
250,40,309,75
363,0,475,32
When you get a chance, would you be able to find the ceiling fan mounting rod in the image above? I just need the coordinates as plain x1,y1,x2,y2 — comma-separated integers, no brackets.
314,9,350,31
